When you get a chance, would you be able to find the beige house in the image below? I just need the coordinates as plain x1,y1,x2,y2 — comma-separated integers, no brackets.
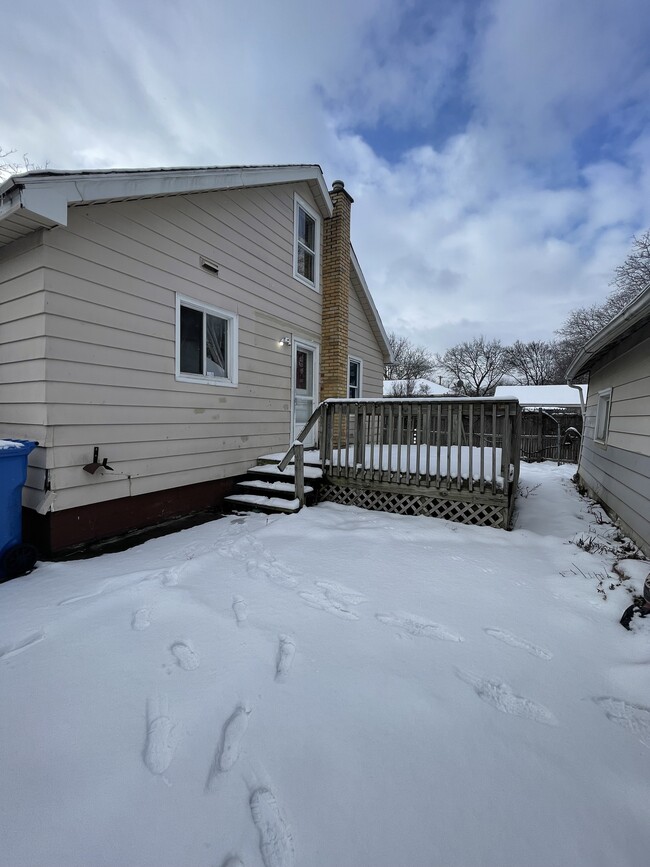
566,286,650,555
0,165,391,552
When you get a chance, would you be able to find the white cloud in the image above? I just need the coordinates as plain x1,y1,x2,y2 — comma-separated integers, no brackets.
2,0,650,354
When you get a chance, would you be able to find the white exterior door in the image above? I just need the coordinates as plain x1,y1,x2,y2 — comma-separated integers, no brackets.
292,340,319,446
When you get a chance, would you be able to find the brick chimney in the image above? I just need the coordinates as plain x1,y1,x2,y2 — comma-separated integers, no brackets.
321,179,353,400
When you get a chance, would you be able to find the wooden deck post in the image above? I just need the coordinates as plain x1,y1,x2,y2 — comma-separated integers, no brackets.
294,441,305,507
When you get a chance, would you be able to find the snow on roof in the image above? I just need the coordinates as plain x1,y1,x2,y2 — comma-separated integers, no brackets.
493,384,587,407
383,379,450,396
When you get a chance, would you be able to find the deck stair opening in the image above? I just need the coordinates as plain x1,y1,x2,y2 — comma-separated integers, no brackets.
225,448,322,515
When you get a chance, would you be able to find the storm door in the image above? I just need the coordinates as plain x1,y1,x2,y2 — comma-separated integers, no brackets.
292,340,319,447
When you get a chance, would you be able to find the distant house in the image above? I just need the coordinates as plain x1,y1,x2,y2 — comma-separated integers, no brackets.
0,166,391,553
566,286,650,554
383,378,450,397
493,384,586,409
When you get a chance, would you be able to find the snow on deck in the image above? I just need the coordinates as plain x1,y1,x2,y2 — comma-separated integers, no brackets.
330,444,511,486
1,463,649,866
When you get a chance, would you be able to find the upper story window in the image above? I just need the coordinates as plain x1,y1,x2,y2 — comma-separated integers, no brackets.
594,388,611,444
175,295,238,387
293,194,321,290
348,357,362,398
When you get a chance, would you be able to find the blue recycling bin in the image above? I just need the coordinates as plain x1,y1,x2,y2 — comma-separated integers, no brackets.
0,439,39,581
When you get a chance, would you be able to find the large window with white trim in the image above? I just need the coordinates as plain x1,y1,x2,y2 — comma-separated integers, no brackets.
293,194,320,290
175,295,238,386
594,388,611,444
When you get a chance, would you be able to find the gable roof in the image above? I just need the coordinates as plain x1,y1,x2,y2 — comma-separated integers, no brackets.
565,286,650,380
0,164,333,248
349,245,393,364
383,379,449,396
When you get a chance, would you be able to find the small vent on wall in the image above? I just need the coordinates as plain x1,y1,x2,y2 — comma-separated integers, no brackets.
200,256,219,276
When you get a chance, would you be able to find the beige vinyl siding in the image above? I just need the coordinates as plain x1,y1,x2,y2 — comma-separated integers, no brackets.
0,235,49,508
39,182,323,511
348,279,384,397
583,333,650,457
578,328,650,553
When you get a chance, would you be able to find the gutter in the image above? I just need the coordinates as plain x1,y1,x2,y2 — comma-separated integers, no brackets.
566,382,586,417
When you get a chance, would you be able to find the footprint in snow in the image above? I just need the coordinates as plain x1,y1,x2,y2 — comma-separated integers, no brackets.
250,787,294,867
592,697,650,741
143,696,179,775
221,858,244,867
0,631,45,660
484,628,552,659
247,559,298,589
456,669,558,726
275,635,296,682
219,535,263,561
207,705,251,789
314,581,368,606
232,596,248,624
376,612,464,642
170,641,200,670
131,608,151,631
299,591,358,620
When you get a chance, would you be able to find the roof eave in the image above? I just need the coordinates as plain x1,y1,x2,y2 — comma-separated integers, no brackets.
0,165,333,244
566,285,650,380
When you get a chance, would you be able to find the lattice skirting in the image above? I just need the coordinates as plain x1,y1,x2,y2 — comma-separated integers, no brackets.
319,484,508,528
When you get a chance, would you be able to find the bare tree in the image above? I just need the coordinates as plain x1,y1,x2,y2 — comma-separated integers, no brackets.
0,145,46,181
556,230,650,368
505,340,559,385
436,336,511,396
384,332,435,380
610,230,650,302
384,379,435,397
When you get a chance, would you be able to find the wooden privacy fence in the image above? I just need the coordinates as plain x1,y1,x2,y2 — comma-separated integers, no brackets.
519,408,583,464
282,398,522,528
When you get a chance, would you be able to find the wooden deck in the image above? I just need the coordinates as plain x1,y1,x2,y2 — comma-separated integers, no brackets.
280,398,522,528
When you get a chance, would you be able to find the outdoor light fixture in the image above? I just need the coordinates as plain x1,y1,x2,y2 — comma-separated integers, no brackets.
279,335,292,346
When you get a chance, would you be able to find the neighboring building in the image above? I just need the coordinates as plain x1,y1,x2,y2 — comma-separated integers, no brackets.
0,165,391,552
566,286,650,555
494,384,586,462
493,384,586,409
383,378,450,397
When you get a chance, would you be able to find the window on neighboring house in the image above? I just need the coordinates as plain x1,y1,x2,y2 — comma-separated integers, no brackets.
348,357,362,398
294,194,320,290
175,295,238,386
594,388,612,444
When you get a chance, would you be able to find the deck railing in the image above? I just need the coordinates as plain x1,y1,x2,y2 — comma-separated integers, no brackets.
276,398,522,519
318,398,521,496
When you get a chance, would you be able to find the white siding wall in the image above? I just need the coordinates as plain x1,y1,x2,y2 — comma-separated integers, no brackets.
579,329,650,552
40,183,324,511
348,280,384,397
0,234,48,508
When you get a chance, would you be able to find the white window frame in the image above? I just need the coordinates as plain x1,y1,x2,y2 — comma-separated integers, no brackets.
293,193,321,291
594,388,612,444
175,294,238,387
348,356,363,399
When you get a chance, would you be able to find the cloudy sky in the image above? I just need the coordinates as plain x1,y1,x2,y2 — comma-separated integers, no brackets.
3,0,650,352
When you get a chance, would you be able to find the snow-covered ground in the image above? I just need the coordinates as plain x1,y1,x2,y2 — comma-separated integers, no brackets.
1,463,649,867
